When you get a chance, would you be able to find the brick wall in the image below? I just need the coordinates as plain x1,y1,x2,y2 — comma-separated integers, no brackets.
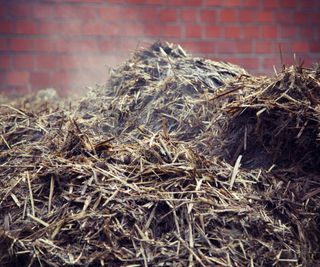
0,0,319,95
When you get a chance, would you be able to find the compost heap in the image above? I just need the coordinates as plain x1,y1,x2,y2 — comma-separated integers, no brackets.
0,42,320,267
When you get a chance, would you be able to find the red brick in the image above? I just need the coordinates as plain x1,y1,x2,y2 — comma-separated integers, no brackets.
238,10,254,22
66,40,99,52
292,42,309,52
166,0,202,6
206,0,222,5
220,10,237,22
275,11,294,23
159,9,177,22
123,23,147,36
144,23,161,37
76,5,98,20
261,25,278,38
209,55,228,62
116,7,140,21
118,40,140,51
37,21,60,35
82,22,104,36
262,57,281,71
230,58,242,66
224,26,241,38
284,56,298,68
0,5,6,17
9,4,33,17
51,70,94,88
69,56,107,70
145,0,164,4
255,41,275,53
34,39,55,52
316,27,320,39
280,26,297,38
161,25,181,37
237,41,253,53
139,8,158,21
14,55,34,69
257,11,274,23
54,40,73,52
196,41,215,53
98,40,118,53
216,42,237,53
264,0,279,8
317,27,320,39
298,0,316,9
35,55,57,69
9,85,31,95
74,69,105,87
185,0,203,5
0,39,8,51
239,10,274,23
126,7,156,21
279,0,296,8
0,56,11,69
185,24,202,38
0,73,6,84
276,41,292,53
30,72,50,88
6,71,29,86
55,6,78,18
108,0,145,3
300,56,314,67
104,23,123,36
99,6,158,22
205,25,221,38
242,25,261,38
60,21,82,35
15,20,38,34
310,43,319,52
0,20,14,33
242,0,260,7
223,0,242,7
99,7,121,20
84,54,110,71
33,3,56,18
200,10,217,23
294,12,310,24
311,13,320,24
51,71,71,86
2,0,317,89
63,0,105,2
230,58,259,69
216,41,252,54
180,9,198,22
179,42,199,53
9,38,34,51
56,5,97,19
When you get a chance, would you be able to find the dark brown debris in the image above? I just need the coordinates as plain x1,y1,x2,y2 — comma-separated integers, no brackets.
0,42,319,266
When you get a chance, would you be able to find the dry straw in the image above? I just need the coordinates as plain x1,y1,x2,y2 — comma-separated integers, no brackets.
0,42,319,266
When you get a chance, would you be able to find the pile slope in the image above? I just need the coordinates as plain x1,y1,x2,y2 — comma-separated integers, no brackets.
0,43,319,266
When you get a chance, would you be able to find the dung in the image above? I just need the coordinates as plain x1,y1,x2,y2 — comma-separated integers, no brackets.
220,66,320,173
0,42,320,267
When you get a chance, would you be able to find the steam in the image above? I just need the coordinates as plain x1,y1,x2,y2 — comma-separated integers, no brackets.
47,5,155,96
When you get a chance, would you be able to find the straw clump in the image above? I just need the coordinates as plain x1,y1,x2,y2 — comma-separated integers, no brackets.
220,65,320,172
0,42,319,266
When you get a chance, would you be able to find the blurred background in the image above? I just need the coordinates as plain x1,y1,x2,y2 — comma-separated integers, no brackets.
0,0,319,95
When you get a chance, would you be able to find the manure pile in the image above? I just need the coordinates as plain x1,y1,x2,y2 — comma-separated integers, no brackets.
0,42,320,267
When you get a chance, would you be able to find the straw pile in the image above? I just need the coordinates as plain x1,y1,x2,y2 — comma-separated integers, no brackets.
0,42,319,266
77,42,247,140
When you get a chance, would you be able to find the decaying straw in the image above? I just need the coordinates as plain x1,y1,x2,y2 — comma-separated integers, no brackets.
0,42,319,266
